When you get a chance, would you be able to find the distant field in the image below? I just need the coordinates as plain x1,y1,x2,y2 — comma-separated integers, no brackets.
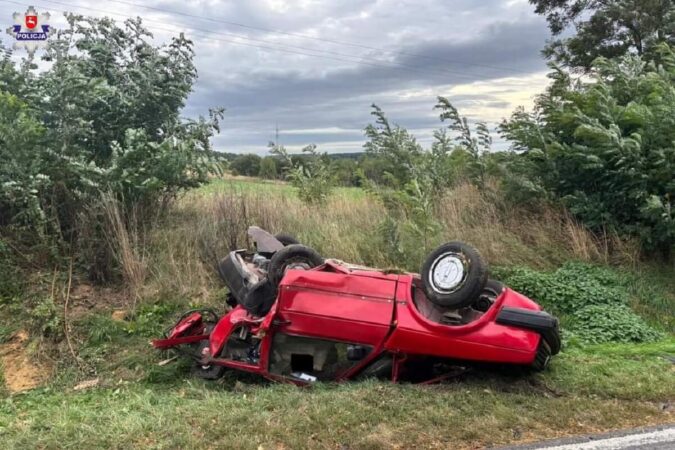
200,175,368,200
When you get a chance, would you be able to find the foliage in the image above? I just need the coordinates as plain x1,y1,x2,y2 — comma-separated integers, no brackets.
258,156,278,179
0,16,222,266
0,239,22,301
271,144,335,204
330,158,360,186
496,262,628,315
569,304,664,344
500,45,675,255
230,154,261,177
495,262,664,344
530,0,675,70
29,295,62,338
435,97,492,186
363,99,495,263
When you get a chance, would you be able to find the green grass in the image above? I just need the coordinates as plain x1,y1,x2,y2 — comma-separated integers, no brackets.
198,176,367,200
0,340,672,449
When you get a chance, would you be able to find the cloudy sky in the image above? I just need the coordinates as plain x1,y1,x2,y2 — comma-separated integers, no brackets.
1,0,553,154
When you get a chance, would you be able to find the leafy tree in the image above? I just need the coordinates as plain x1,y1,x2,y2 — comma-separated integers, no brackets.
530,0,675,70
435,97,492,186
271,144,334,204
258,156,278,179
500,44,675,255
330,158,359,186
230,154,262,177
364,104,424,188
0,15,222,268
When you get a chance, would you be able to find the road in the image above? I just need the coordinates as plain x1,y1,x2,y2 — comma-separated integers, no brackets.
499,425,675,449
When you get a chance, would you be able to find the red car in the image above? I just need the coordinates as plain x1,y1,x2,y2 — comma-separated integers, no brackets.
153,227,560,383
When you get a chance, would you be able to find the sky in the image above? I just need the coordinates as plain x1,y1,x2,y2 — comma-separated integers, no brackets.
1,0,554,154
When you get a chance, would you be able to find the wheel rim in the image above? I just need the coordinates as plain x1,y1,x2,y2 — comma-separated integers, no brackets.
282,258,313,274
429,252,468,293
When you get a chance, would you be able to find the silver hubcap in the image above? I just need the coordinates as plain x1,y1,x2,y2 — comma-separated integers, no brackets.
430,254,466,292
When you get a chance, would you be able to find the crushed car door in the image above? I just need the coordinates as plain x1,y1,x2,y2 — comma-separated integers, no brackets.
274,268,397,347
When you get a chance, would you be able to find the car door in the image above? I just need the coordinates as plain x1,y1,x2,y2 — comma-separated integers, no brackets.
273,268,397,347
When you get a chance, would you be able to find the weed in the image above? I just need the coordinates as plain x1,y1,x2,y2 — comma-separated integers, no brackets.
569,305,664,344
495,262,665,344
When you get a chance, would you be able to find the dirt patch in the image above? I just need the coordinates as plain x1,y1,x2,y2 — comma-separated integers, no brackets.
0,330,53,393
67,283,130,320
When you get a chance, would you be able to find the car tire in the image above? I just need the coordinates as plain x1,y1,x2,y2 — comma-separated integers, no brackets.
473,279,504,312
530,338,553,372
268,244,324,286
421,241,488,308
275,233,300,246
190,326,226,380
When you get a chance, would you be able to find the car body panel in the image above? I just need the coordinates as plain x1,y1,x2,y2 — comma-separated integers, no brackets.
274,268,396,346
385,276,541,364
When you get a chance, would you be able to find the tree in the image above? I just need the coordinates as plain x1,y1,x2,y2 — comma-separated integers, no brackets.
0,16,222,268
500,44,675,255
271,144,335,204
258,156,278,179
330,158,359,186
530,0,675,70
230,154,261,177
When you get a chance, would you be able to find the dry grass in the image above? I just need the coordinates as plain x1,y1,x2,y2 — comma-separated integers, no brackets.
100,193,148,310
435,182,637,268
139,180,638,304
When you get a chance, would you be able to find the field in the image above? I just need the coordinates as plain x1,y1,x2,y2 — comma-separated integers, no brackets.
0,177,673,449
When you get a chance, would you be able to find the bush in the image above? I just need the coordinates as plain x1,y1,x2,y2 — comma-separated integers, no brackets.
496,262,664,345
500,44,675,255
0,240,22,302
496,262,627,314
0,16,222,271
570,304,663,344
271,144,335,204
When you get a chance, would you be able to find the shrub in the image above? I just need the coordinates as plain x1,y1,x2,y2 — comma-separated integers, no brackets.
271,144,335,204
569,304,663,344
496,262,664,345
0,239,22,302
496,262,627,315
500,44,675,255
0,17,222,271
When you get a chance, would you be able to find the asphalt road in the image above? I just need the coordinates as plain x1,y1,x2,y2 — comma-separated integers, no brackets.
499,425,675,449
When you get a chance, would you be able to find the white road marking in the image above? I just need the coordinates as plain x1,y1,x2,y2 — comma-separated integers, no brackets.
540,427,675,449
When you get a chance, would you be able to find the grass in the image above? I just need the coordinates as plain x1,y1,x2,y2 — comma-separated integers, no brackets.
0,340,672,449
1,176,673,449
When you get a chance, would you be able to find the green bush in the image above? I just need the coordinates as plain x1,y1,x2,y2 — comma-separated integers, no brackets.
496,262,627,315
500,44,675,255
0,239,22,302
570,304,663,344
0,16,222,264
272,144,335,205
495,262,664,345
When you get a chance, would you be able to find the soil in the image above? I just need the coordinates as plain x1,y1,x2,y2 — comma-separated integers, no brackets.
0,330,53,393
67,283,129,320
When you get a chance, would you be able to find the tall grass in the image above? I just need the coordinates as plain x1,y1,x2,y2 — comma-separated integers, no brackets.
100,193,148,310
140,180,637,304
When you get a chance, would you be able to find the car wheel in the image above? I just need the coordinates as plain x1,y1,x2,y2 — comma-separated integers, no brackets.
275,233,300,246
530,338,552,372
190,326,226,380
472,279,504,312
421,241,488,308
268,244,324,285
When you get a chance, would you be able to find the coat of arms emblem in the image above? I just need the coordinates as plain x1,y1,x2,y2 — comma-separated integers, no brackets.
7,6,52,54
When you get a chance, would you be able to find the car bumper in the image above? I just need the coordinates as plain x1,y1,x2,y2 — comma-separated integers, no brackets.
496,307,561,355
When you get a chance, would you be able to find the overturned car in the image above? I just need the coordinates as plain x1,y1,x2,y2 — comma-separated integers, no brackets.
153,226,560,383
